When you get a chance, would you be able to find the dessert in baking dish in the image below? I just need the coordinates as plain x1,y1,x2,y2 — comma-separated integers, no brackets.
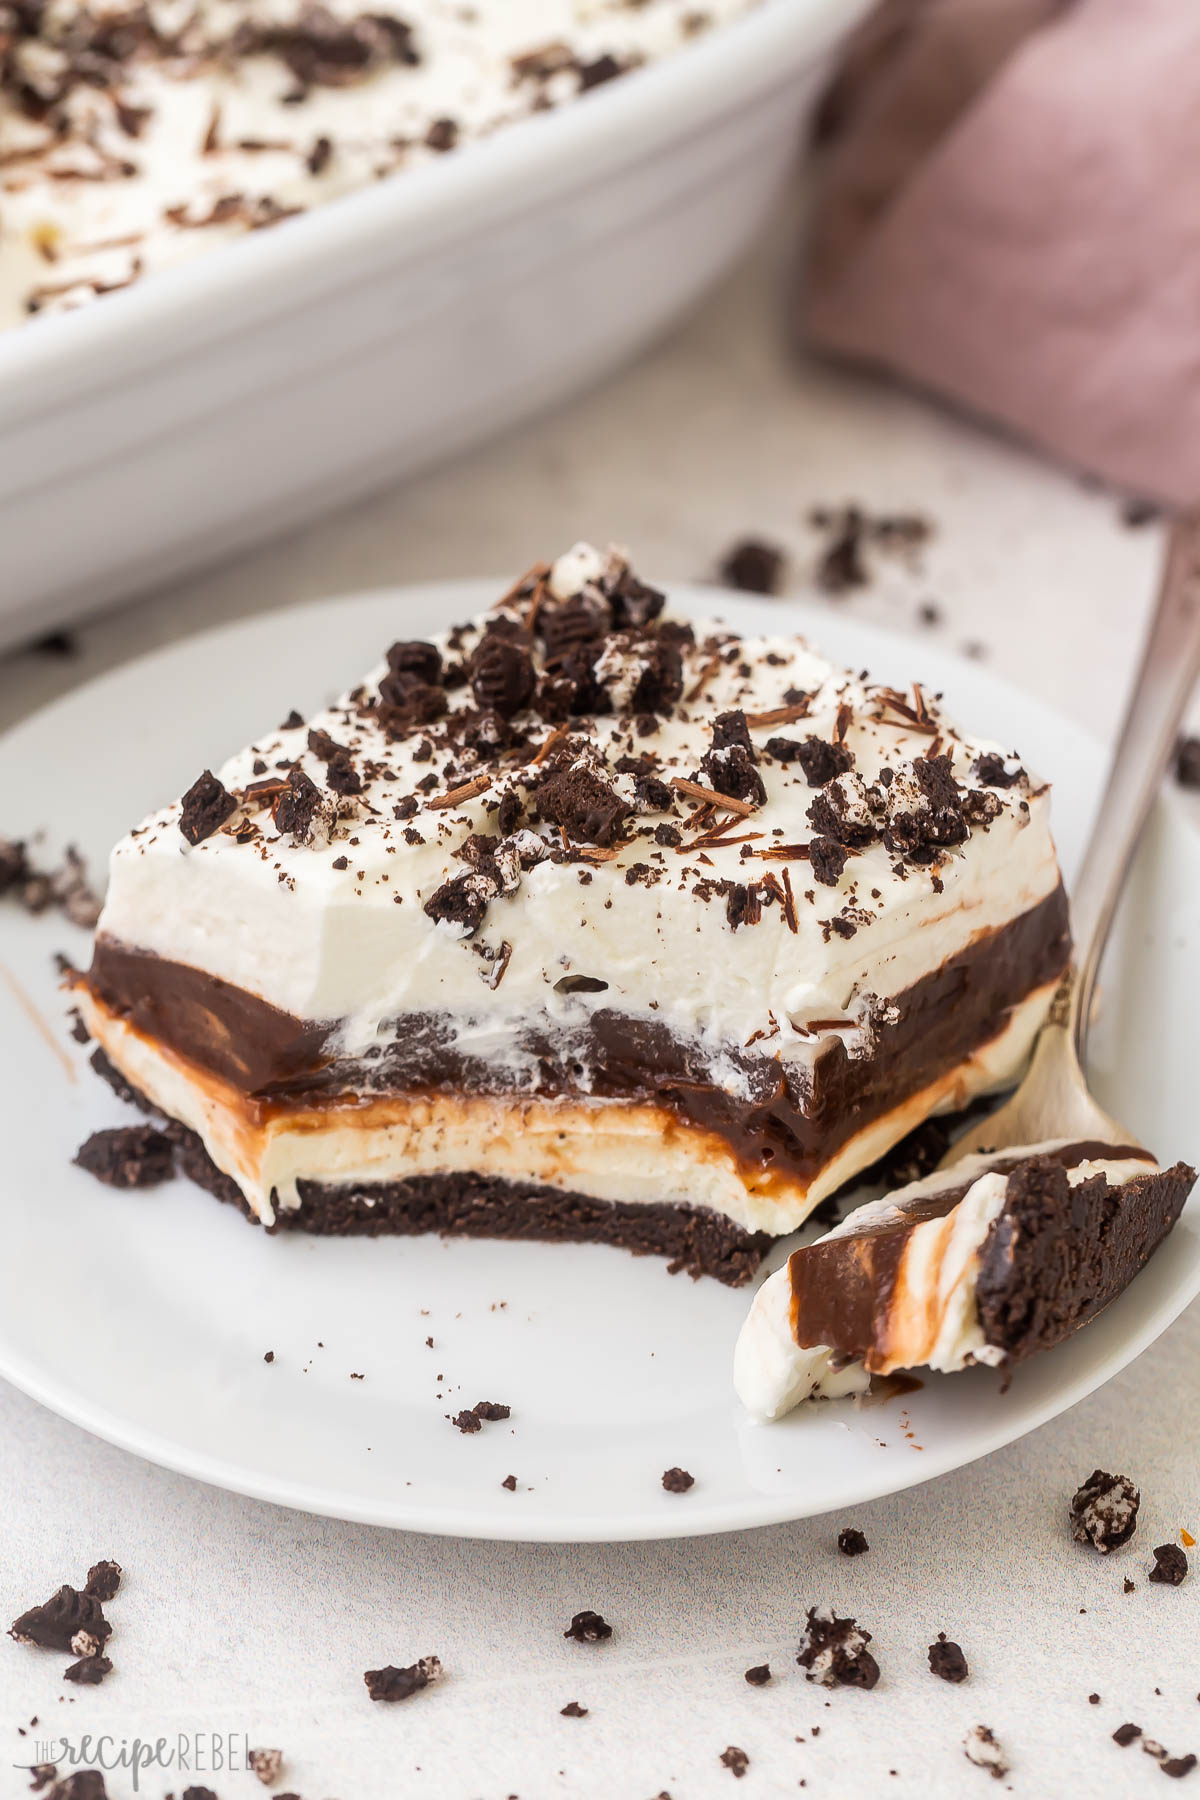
0,0,759,329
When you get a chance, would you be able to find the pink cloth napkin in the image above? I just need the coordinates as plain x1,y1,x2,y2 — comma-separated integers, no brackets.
804,0,1200,508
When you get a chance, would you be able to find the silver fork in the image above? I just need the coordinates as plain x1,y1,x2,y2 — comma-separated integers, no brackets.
942,515,1200,1166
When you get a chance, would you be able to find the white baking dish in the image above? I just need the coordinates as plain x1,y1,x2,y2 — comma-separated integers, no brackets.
0,0,866,643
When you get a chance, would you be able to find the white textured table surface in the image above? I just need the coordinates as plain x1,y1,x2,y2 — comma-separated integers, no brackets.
2,220,1199,1800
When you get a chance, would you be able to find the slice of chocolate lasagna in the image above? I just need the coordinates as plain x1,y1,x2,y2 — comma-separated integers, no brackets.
76,543,1070,1284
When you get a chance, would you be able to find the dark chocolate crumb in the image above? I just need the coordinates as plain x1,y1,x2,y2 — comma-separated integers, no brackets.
263,1350,275,1363
928,1634,969,1683
560,1701,588,1717
662,1468,694,1493
1163,1755,1198,1779
720,1746,750,1778
564,1611,612,1644
744,1664,771,1686
1124,1578,1136,1593
1089,1693,1101,1705
1070,1470,1140,1552
364,1655,442,1702
837,1527,869,1557
451,1409,482,1434
74,1126,174,1189
472,1401,511,1422
501,1475,517,1492
1150,1544,1189,1586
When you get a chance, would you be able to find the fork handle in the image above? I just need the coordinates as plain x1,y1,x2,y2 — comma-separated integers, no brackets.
1070,514,1200,1060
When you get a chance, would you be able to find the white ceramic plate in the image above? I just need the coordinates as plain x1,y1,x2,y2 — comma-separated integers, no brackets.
0,582,1196,1541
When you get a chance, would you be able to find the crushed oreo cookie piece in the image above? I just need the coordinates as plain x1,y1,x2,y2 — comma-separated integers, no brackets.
387,640,443,685
363,1655,442,1702
248,1748,283,1785
1175,738,1200,791
797,1607,879,1689
699,711,766,807
0,838,29,896
560,1701,588,1717
74,1126,174,1188
564,1611,612,1644
84,1563,121,1604
837,1528,869,1557
540,592,612,661
972,752,1024,789
63,1654,112,1685
272,767,331,844
536,752,631,847
451,1409,482,1434
807,772,876,847
501,1474,518,1491
808,835,848,887
794,736,854,788
1163,1754,1198,1779
10,1584,111,1655
1150,1544,1189,1586
88,1048,144,1111
1071,1470,1140,1553
719,539,785,595
719,1746,750,1778
30,629,78,657
812,506,868,595
178,770,236,845
744,1664,771,1686
962,1724,1008,1780
471,637,536,718
662,1468,694,1493
577,51,622,89
928,1635,969,1683
472,1401,511,1422
0,842,100,927
1114,1723,1142,1747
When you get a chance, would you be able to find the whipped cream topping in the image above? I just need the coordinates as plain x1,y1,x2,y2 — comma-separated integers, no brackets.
96,543,1064,1113
734,1141,1157,1421
0,0,757,330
